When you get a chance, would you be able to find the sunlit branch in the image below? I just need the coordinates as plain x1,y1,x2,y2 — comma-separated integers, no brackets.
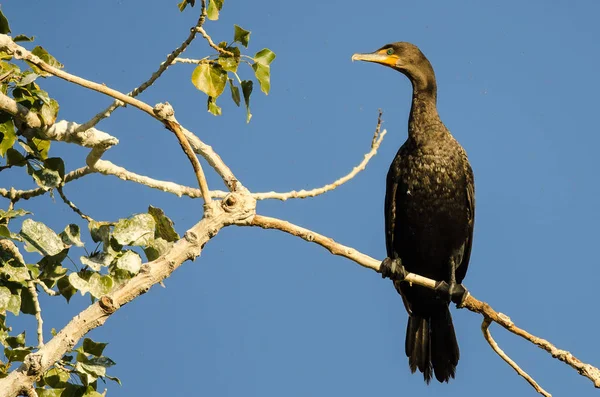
26,281,44,348
247,213,600,394
56,187,94,222
482,318,551,397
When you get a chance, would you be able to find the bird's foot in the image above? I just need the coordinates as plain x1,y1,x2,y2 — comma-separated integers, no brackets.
434,281,469,307
380,257,407,281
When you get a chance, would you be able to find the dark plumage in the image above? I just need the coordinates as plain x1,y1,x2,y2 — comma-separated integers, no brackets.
352,42,475,383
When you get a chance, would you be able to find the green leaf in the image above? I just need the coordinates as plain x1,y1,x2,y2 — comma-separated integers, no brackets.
82,338,108,357
44,156,65,179
177,0,195,11
39,98,59,125
0,286,12,313
233,25,250,47
148,206,179,242
191,63,228,98
207,96,222,116
0,113,16,157
143,237,172,262
88,221,111,245
36,389,64,397
39,263,68,285
7,291,21,316
254,48,276,66
5,331,25,348
0,263,29,283
4,346,32,362
16,72,38,86
20,285,35,314
31,137,50,159
0,225,10,239
20,219,65,256
27,46,63,77
0,209,30,221
13,34,34,42
57,276,76,302
80,252,114,271
0,10,10,34
252,63,271,95
27,162,61,190
68,272,113,298
216,46,240,73
112,214,155,246
241,80,253,123
114,250,141,274
43,367,70,388
81,386,103,397
6,148,26,166
228,79,240,107
60,224,84,247
207,0,223,20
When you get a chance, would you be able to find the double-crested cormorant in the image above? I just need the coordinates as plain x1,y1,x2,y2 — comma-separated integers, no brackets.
352,42,475,383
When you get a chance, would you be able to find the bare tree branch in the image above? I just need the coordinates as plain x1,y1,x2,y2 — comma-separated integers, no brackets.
252,128,387,200
0,192,257,397
56,187,94,222
0,167,92,202
34,281,59,297
247,213,600,393
482,318,551,397
154,103,212,204
26,281,44,348
79,9,210,130
196,27,234,56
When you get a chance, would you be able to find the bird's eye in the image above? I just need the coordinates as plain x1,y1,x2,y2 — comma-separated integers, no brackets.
386,48,394,55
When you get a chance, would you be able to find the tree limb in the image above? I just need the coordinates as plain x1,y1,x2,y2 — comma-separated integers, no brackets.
482,318,551,397
0,192,257,397
247,213,600,393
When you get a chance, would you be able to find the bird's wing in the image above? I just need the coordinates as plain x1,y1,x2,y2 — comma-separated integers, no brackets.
384,168,398,259
385,149,414,314
456,160,475,283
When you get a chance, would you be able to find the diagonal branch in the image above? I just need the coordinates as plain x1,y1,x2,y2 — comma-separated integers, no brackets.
0,193,257,397
482,318,551,397
80,10,209,130
253,125,386,200
247,213,600,393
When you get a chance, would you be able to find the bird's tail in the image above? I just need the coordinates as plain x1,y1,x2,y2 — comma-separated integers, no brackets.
405,305,459,383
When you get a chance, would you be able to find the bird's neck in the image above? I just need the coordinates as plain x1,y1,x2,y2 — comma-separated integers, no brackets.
408,88,443,143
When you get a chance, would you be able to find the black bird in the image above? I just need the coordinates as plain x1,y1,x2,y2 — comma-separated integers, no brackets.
352,43,475,383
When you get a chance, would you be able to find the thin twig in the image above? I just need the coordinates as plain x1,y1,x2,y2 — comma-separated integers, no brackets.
79,10,208,129
465,296,600,388
153,103,212,204
252,128,387,201
26,281,44,348
173,57,212,64
482,318,551,396
0,167,92,202
196,27,234,56
34,280,59,297
248,213,600,391
56,187,94,222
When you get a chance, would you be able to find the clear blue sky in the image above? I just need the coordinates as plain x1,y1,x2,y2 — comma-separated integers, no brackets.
3,0,600,396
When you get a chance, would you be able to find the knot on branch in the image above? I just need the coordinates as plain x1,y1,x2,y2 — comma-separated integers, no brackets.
99,296,118,313
221,193,256,224
24,353,42,376
153,102,175,121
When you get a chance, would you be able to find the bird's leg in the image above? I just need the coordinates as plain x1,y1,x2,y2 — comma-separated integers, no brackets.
380,257,407,281
434,259,469,306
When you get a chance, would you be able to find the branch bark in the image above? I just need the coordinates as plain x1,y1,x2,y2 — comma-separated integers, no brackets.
0,192,256,397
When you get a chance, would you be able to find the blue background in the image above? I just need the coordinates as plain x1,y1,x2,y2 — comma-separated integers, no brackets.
3,1,600,396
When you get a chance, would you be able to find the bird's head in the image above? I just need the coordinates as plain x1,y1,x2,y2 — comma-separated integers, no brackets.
352,42,436,94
